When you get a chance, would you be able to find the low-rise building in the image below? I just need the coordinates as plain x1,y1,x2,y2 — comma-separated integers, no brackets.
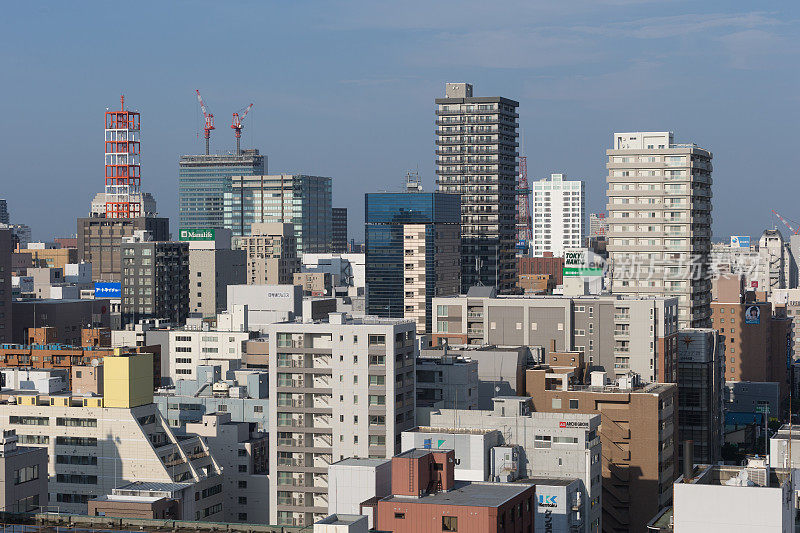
161,327,253,386
155,365,268,431
185,413,268,524
227,284,302,333
12,298,111,345
415,351,478,410
0,353,224,518
671,458,795,532
420,344,528,409
433,289,679,383
371,449,536,533
418,397,601,532
0,429,48,513
328,458,391,528
525,367,677,532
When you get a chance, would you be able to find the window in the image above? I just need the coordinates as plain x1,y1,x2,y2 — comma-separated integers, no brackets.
534,435,552,449
369,395,386,406
368,334,386,346
238,465,247,472
56,437,97,447
15,465,39,485
551,398,562,409
369,435,386,446
369,375,385,386
569,399,579,409
442,516,458,531
238,480,247,489
18,435,49,445
395,512,406,519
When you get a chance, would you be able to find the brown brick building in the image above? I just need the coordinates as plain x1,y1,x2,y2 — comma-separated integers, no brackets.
526,366,677,533
712,275,792,401
518,254,564,286
371,449,536,533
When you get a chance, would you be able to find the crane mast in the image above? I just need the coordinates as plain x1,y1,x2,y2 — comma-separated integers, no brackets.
231,103,253,155
196,89,215,155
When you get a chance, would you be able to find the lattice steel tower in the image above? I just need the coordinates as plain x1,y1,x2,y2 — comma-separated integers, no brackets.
104,95,141,218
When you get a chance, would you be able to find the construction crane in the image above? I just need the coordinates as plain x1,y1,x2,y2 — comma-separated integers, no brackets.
516,155,532,254
196,89,215,155
772,209,800,235
231,103,253,155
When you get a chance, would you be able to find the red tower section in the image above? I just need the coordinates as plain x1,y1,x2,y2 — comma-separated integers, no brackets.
105,95,141,219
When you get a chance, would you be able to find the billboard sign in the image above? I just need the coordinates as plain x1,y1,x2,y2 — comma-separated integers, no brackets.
745,305,761,325
563,248,604,278
535,485,569,533
179,229,215,241
731,235,750,248
94,282,121,298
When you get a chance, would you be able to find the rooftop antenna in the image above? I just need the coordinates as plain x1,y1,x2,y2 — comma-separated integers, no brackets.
405,170,423,192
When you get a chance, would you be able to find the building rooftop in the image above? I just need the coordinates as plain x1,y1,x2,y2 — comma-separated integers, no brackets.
519,477,577,487
410,426,500,436
115,481,193,496
315,514,367,526
395,449,442,459
383,481,531,507
330,457,390,468
679,460,791,489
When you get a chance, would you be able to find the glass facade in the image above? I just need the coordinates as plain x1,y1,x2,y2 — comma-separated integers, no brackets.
178,150,265,230
223,174,332,254
365,192,460,329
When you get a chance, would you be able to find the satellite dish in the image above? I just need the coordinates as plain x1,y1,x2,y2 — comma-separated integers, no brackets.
7,396,16,404
91,359,99,367
495,386,501,393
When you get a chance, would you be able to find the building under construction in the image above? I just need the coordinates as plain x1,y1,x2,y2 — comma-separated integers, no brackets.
78,96,169,282
178,150,266,230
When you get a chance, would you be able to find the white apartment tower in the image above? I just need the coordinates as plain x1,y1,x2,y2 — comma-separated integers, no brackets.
435,82,519,293
532,173,586,257
267,314,416,527
606,132,713,328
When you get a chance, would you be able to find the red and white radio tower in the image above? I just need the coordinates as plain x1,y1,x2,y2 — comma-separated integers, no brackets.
516,155,532,246
104,95,141,219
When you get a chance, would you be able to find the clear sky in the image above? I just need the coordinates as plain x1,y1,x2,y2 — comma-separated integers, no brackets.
1,1,798,242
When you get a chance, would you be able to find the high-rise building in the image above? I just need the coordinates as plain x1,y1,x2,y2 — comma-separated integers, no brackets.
78,217,169,282
182,228,246,318
235,223,299,285
121,233,189,325
589,213,608,238
178,150,266,230
224,174,332,253
754,229,793,296
267,314,416,526
365,190,460,333
676,328,724,467
0,229,11,343
331,207,348,253
435,82,519,293
0,199,8,225
606,131,713,329
532,173,586,257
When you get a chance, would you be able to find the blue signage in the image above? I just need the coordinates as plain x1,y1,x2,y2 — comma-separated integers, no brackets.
731,235,750,248
94,282,121,298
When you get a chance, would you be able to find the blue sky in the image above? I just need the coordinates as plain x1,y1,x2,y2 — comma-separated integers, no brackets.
1,1,798,241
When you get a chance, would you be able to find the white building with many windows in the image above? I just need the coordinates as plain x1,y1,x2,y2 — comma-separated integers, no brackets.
532,174,586,257
267,313,416,527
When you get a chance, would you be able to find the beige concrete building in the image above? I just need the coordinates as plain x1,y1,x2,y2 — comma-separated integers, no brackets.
0,429,48,513
435,82,519,293
293,271,333,296
526,367,678,533
0,353,224,519
267,314,416,527
186,229,246,318
236,223,299,285
606,132,713,329
432,290,679,383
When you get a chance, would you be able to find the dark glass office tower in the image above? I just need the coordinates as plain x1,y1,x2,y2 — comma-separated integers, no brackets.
365,191,460,333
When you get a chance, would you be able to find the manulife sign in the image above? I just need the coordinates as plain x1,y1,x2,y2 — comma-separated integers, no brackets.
179,229,215,241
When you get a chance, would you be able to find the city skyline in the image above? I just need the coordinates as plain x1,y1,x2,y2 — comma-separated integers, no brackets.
1,1,798,243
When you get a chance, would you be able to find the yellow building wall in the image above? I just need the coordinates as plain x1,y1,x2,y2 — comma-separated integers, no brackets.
103,353,154,408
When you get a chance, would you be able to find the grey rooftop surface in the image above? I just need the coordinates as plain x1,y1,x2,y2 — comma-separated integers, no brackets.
384,481,531,507
331,457,390,468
